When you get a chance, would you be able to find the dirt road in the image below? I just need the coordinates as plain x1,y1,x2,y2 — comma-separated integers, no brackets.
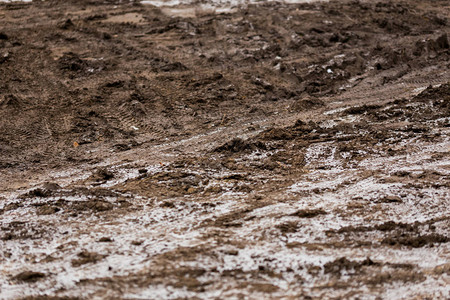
0,0,449,298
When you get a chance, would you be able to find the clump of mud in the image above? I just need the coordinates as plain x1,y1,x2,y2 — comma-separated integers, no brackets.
1,0,449,299
214,138,266,153
12,271,46,283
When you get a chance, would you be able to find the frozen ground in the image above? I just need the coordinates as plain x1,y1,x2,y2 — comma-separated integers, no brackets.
0,0,449,298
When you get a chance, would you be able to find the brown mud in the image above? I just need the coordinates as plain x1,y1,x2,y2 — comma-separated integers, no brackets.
0,0,449,298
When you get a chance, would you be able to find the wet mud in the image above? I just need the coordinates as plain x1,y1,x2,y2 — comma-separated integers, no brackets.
0,0,449,298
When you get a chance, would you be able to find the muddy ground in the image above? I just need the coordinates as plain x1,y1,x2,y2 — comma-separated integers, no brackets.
0,0,449,298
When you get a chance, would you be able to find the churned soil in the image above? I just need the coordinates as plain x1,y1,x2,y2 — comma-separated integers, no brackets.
0,0,449,299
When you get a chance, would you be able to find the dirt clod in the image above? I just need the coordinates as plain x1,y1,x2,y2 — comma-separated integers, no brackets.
214,138,266,153
1,0,449,298
13,271,46,283
71,251,107,267
290,209,327,218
